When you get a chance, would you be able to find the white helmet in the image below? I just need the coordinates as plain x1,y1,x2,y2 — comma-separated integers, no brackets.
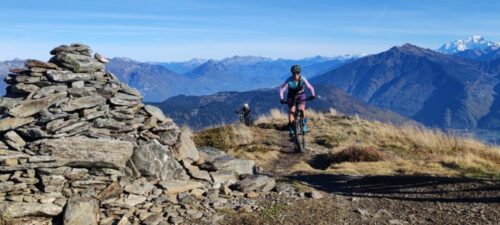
243,103,249,109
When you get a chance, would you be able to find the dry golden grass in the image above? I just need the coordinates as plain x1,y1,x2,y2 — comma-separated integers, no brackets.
254,108,288,124
194,108,500,178
193,123,281,169
193,124,254,150
310,111,500,178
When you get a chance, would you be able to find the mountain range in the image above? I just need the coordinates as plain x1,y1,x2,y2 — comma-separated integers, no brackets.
438,35,500,61
1,35,499,142
312,42,500,132
157,35,500,143
438,35,499,54
157,84,410,129
0,55,358,102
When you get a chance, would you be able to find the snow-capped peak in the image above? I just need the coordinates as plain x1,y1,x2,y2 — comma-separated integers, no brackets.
437,35,500,54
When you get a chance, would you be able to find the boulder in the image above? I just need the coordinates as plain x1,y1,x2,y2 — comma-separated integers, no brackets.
35,136,133,169
51,53,104,73
211,156,255,175
232,175,276,193
210,171,237,186
181,160,211,181
173,131,199,162
63,196,99,225
132,140,187,180
157,129,180,146
4,131,26,150
50,43,92,56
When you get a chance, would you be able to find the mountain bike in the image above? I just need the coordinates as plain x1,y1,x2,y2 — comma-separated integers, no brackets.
281,96,314,153
235,111,251,126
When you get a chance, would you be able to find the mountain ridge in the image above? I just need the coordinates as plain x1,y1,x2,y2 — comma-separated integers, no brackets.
157,83,411,130
437,35,500,54
312,43,499,132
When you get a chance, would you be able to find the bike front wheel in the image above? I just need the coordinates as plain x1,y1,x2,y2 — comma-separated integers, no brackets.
295,119,306,153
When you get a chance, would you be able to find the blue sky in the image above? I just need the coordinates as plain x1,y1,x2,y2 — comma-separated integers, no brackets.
1,0,499,61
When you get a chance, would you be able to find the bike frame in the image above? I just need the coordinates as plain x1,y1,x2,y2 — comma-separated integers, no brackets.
284,97,313,153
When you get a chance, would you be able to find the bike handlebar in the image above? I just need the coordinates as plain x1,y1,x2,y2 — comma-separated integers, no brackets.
280,96,315,105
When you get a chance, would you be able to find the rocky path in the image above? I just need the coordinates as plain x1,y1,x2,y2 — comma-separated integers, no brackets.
235,130,500,225
290,174,500,225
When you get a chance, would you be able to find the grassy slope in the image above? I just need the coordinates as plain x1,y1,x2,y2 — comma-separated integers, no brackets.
193,109,500,179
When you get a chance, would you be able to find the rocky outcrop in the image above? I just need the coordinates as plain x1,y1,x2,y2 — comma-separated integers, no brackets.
131,140,187,180
0,44,276,225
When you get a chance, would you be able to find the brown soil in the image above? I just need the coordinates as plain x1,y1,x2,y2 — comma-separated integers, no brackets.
223,130,500,225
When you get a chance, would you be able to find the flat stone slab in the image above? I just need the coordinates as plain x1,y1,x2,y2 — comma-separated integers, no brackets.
61,95,106,112
144,105,168,122
0,117,35,132
46,70,93,82
232,175,276,193
0,202,63,217
158,180,204,194
25,59,58,69
35,136,133,169
8,93,66,118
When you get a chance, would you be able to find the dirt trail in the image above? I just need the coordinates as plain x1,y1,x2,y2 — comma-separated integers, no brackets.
243,130,500,225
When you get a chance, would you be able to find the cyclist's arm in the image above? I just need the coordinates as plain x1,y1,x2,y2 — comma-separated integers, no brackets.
279,82,288,99
303,78,315,96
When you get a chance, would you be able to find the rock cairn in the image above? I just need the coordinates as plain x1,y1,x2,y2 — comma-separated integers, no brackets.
0,44,276,225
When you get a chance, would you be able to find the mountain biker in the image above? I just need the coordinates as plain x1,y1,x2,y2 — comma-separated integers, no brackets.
235,103,252,126
279,65,315,137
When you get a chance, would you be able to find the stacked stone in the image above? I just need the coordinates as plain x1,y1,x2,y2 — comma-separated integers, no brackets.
0,44,277,225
